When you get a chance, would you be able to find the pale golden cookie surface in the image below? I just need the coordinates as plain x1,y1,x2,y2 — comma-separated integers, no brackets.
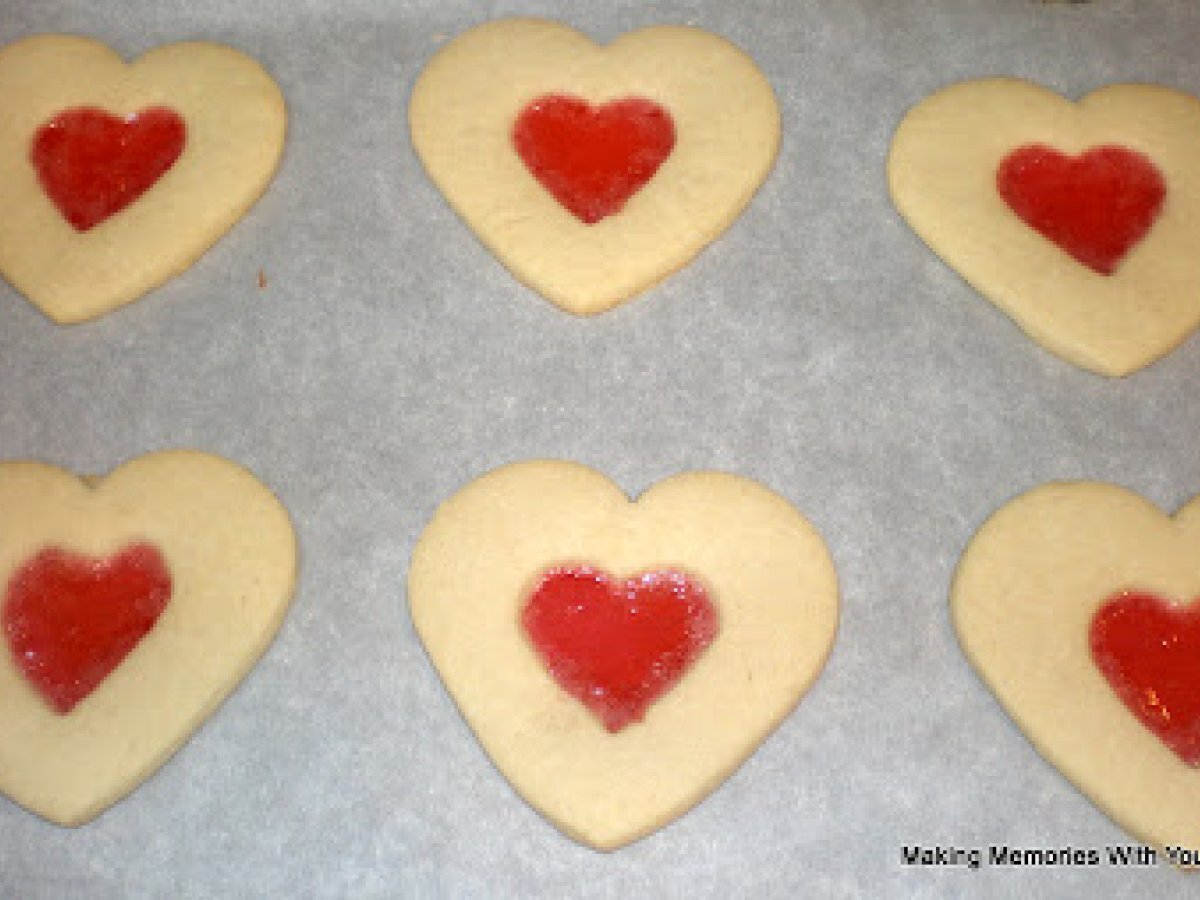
889,78,1200,376
0,35,286,323
952,482,1200,852
408,460,838,850
409,18,780,315
0,450,297,825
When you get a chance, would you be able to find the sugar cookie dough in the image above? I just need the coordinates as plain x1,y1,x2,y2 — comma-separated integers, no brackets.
952,481,1200,853
0,35,287,323
888,78,1200,376
409,18,780,315
408,460,838,850
0,450,298,826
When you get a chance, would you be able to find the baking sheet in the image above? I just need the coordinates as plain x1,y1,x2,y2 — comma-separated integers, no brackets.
3,0,1200,896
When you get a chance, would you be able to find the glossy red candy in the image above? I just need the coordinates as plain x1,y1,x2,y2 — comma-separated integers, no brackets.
521,565,717,732
1090,590,1200,765
996,144,1165,276
512,94,675,224
31,106,186,231
3,543,172,714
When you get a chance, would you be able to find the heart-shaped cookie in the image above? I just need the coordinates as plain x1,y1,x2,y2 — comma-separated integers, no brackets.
952,482,1200,852
408,460,838,850
0,450,297,825
888,78,1200,376
408,19,780,315
0,35,286,323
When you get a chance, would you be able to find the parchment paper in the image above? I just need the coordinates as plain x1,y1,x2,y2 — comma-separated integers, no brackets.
2,1,1200,896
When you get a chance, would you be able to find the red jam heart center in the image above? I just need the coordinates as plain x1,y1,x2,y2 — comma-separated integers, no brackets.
1090,590,1200,765
996,144,1165,276
31,106,186,232
2,543,172,714
521,566,718,732
512,94,675,225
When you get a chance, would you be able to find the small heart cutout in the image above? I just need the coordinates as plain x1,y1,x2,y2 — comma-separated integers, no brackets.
952,481,1200,853
997,144,1165,276
409,461,838,850
522,566,717,731
32,106,186,232
513,95,675,224
1090,590,1200,766
3,543,172,714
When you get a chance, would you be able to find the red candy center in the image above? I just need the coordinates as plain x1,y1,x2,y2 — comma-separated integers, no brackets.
521,565,718,732
1090,590,1200,765
31,106,186,231
996,144,1165,276
2,543,172,714
512,94,675,224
